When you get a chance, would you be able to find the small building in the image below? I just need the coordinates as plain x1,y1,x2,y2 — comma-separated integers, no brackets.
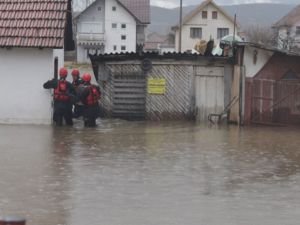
232,42,300,126
273,4,300,51
74,0,150,63
0,0,70,124
90,52,233,122
172,0,237,53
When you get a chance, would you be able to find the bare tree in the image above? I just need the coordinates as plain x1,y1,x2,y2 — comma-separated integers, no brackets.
244,25,276,47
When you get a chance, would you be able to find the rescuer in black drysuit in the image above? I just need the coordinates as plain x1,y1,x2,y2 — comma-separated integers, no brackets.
79,73,101,127
70,68,84,118
43,67,76,126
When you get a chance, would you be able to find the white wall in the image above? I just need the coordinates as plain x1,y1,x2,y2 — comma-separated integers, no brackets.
0,48,54,124
104,0,136,53
243,46,274,78
53,49,64,68
175,3,235,52
76,0,137,63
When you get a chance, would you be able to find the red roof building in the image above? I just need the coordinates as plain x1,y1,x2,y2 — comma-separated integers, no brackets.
0,0,68,48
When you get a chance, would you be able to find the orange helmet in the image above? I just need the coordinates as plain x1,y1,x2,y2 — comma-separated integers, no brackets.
82,73,91,82
71,68,80,77
59,67,68,78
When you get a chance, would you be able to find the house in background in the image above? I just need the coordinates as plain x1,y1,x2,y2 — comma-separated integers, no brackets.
272,4,300,51
74,0,150,63
172,0,237,52
0,0,70,124
144,32,175,53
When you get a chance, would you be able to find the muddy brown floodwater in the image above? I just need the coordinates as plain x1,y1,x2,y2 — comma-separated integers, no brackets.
0,120,300,225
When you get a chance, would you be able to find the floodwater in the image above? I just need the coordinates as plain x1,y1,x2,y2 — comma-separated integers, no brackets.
0,120,300,225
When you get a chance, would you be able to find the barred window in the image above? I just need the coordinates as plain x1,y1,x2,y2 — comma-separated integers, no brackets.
217,28,229,39
190,27,202,39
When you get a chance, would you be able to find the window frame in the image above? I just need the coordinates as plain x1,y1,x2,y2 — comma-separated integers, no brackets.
121,35,126,40
217,28,229,39
190,27,202,39
212,11,218,19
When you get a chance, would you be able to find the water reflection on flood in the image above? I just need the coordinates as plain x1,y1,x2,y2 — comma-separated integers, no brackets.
0,120,300,225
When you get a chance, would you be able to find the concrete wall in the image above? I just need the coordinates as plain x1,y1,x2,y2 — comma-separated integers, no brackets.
0,48,54,124
243,46,273,78
175,3,235,52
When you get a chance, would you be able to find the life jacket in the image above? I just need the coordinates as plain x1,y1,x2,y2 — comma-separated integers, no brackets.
85,85,100,106
54,80,70,102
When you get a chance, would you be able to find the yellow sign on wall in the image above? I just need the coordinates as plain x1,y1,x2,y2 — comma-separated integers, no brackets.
148,78,166,94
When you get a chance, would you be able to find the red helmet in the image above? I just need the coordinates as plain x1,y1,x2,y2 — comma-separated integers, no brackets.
59,67,68,78
71,68,80,77
82,73,91,82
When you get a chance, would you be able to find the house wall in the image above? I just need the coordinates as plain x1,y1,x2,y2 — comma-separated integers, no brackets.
175,3,235,52
277,21,300,49
104,0,136,53
76,0,137,63
0,48,54,124
243,46,274,78
76,0,105,32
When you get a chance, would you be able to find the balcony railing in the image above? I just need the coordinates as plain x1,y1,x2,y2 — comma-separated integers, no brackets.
77,22,105,43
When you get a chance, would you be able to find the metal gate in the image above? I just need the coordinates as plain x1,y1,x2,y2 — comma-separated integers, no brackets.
112,74,146,120
250,79,300,125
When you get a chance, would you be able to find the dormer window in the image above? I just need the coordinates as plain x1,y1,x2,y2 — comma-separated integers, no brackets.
212,11,218,19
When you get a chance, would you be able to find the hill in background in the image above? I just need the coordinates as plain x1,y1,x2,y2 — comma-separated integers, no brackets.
149,4,296,34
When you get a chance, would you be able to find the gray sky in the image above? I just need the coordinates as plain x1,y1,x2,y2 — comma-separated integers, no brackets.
150,0,299,8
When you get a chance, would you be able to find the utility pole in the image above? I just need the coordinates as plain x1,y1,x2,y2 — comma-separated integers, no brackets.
179,0,183,52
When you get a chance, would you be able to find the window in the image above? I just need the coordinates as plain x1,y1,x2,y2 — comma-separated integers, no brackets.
190,27,202,39
112,6,116,11
121,24,126,29
121,45,126,51
112,23,117,28
217,28,229,39
212,11,218,19
97,6,101,11
113,45,117,51
202,11,207,19
121,35,126,40
296,26,300,36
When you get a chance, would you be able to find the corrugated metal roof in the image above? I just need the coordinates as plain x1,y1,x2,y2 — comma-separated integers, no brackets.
0,0,68,48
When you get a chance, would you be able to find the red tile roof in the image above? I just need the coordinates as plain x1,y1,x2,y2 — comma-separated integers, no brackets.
0,0,68,48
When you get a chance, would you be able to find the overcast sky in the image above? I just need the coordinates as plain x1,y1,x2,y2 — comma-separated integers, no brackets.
150,0,299,8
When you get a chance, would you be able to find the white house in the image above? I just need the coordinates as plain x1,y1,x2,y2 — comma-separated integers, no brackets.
172,0,237,53
273,4,300,51
0,0,69,125
74,0,150,63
